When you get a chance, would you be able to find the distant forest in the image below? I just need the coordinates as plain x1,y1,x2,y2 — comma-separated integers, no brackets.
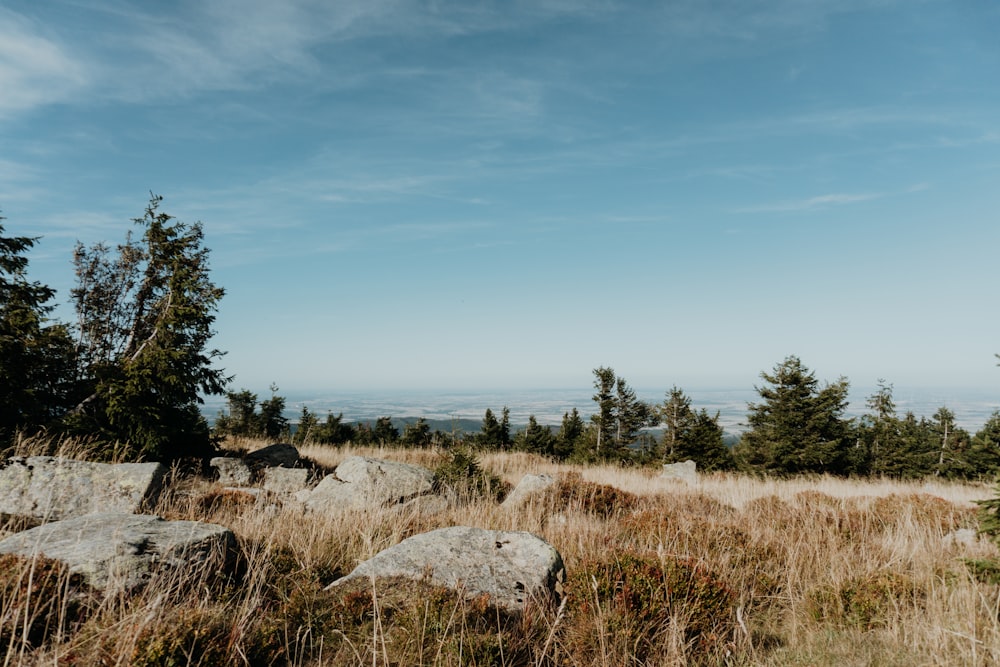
217,358,1000,480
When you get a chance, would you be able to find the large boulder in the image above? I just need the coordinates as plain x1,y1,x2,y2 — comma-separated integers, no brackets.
0,456,166,522
245,443,299,469
305,456,435,511
325,526,564,611
501,473,556,509
209,456,252,486
0,512,236,591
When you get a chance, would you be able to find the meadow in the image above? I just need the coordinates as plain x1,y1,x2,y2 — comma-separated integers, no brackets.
2,438,998,666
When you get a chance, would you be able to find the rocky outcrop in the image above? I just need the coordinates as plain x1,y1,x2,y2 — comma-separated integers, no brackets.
0,512,236,591
246,443,299,469
0,457,166,522
210,444,302,486
661,460,698,483
326,526,564,611
209,456,252,486
262,467,313,495
501,473,556,509
304,456,435,511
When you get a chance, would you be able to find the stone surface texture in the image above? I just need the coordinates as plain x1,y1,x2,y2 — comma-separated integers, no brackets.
661,460,698,483
209,457,252,486
245,443,299,469
262,467,313,494
0,512,236,591
0,456,166,522
326,526,564,611
501,473,556,508
305,456,435,510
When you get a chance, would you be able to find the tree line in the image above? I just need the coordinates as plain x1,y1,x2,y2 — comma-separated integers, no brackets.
217,358,1000,479
3,197,998,478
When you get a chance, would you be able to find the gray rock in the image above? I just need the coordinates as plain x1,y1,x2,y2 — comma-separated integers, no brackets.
305,456,435,511
661,460,698,483
0,512,236,591
0,456,166,522
246,443,299,469
262,467,313,495
326,526,564,611
501,473,555,508
944,528,980,549
210,456,252,486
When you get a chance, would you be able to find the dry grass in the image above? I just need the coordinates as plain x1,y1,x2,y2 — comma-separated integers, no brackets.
2,437,998,665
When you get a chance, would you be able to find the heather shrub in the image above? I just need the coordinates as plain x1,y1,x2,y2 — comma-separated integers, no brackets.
562,551,735,664
806,570,922,630
0,554,88,659
551,471,640,518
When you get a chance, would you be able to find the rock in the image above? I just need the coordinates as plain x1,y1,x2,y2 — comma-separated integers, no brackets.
0,512,236,591
326,526,564,611
262,467,313,495
0,456,166,522
397,493,451,516
245,443,299,469
661,460,698,484
210,456,252,486
944,528,980,549
501,473,555,508
304,456,435,511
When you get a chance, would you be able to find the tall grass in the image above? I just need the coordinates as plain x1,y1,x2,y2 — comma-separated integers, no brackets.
1,437,997,665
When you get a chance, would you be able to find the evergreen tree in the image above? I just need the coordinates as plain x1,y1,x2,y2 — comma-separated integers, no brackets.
931,407,972,478
312,412,356,445
258,384,288,439
555,408,584,461
591,367,617,457
214,389,259,437
658,386,734,471
587,367,654,461
401,418,433,448
0,219,77,440
969,412,1000,479
372,416,399,445
856,380,901,476
514,414,557,455
736,356,852,475
293,406,318,444
66,194,228,460
477,407,512,450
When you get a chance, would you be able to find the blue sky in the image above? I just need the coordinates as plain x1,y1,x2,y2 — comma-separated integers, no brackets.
2,0,999,396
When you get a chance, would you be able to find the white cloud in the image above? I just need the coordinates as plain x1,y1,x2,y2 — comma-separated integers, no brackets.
0,9,88,114
734,192,882,213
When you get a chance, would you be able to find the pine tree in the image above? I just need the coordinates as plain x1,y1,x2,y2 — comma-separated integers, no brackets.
66,194,228,460
0,219,77,440
736,356,852,475
555,408,584,461
658,386,733,471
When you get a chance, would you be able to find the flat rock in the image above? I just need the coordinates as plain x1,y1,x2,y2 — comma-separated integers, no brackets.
305,456,435,511
0,456,166,522
501,473,556,508
326,526,564,611
262,467,313,494
0,512,236,591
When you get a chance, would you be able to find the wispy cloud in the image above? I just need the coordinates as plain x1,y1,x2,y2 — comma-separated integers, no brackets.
734,192,883,213
0,8,88,115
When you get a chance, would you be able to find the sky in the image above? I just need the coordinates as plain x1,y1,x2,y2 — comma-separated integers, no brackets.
2,0,999,397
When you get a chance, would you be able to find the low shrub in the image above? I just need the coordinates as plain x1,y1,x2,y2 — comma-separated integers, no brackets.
433,447,510,502
806,570,921,630
561,551,735,664
552,471,640,518
0,554,88,659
